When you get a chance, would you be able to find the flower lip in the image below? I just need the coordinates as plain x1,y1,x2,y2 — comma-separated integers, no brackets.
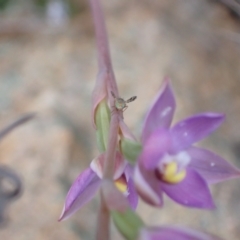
156,162,187,184
157,152,191,173
148,151,190,184
115,175,129,196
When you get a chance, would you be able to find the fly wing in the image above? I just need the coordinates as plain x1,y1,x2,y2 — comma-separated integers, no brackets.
126,96,137,103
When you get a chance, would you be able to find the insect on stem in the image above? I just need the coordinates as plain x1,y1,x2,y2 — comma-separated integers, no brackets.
111,91,137,112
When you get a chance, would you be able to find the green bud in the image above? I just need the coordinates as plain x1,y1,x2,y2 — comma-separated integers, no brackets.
95,100,110,152
121,138,142,164
111,208,145,240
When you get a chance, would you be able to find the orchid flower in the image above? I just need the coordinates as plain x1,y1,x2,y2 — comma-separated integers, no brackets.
59,151,138,221
139,226,221,240
59,0,238,238
134,79,240,209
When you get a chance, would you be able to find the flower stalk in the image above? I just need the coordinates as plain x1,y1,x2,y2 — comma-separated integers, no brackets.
89,0,120,239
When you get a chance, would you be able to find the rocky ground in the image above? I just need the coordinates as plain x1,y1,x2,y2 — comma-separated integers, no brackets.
0,0,240,239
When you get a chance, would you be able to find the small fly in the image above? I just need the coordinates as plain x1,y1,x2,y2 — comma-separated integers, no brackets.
111,91,137,112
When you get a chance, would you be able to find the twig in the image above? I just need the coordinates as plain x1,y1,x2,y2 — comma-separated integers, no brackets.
0,113,35,141
218,0,240,17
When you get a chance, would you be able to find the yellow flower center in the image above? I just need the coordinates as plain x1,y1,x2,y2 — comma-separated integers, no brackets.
115,176,128,194
161,162,186,184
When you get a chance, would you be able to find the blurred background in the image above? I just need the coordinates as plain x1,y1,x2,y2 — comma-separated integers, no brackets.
0,0,239,239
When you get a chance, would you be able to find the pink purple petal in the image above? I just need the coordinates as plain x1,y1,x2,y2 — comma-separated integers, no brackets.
188,147,240,184
170,113,225,153
126,177,139,210
122,164,139,209
141,78,176,143
139,226,221,240
59,168,101,221
124,163,134,182
160,168,215,209
139,128,171,170
134,164,163,207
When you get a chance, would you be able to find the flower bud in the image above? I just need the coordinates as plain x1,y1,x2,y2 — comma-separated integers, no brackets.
95,100,110,152
111,208,144,240
121,138,142,164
